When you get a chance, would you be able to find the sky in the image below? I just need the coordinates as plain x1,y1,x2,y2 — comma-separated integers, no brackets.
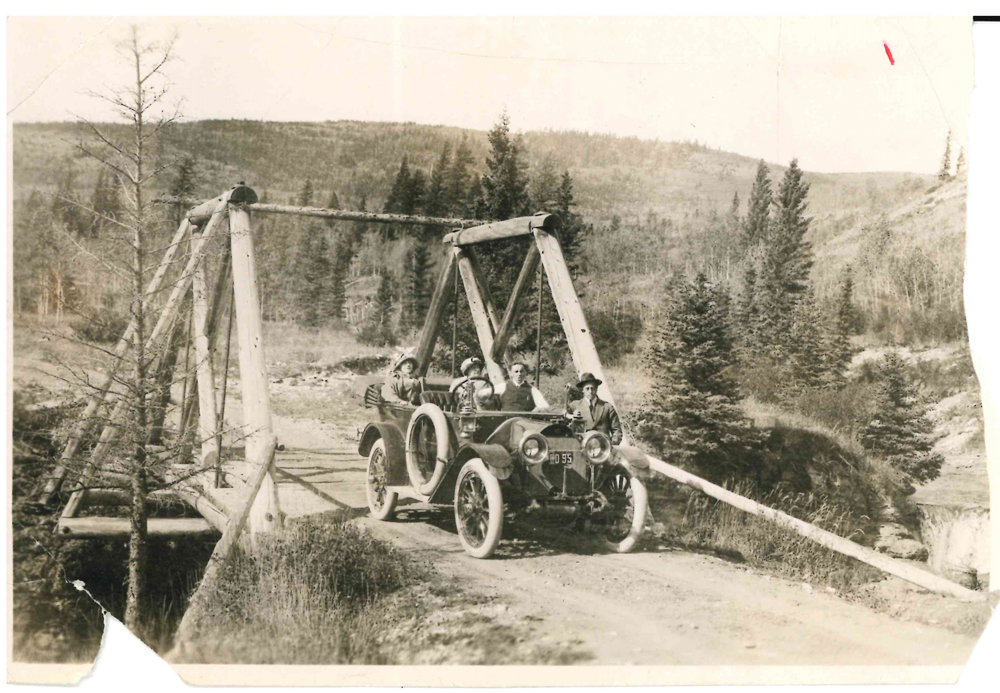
7,16,973,174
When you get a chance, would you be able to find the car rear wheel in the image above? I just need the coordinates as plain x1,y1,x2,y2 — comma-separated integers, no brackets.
454,458,504,559
366,439,398,520
599,466,648,553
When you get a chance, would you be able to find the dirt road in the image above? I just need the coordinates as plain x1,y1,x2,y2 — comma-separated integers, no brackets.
356,506,978,666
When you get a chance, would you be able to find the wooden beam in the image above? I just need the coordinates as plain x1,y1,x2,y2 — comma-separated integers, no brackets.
228,203,283,535
173,483,231,534
414,248,458,378
40,217,193,504
456,249,506,385
59,200,231,521
489,244,540,363
78,488,182,508
191,241,220,471
168,442,277,660
56,517,217,538
464,248,508,370
442,212,557,247
185,185,258,223
644,455,986,602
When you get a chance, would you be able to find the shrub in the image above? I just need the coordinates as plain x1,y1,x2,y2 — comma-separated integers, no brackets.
73,309,129,344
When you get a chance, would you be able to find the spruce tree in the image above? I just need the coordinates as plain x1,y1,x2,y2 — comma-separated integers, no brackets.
293,226,332,328
424,143,451,217
825,266,856,387
788,288,825,392
400,239,431,334
938,130,952,181
384,157,411,213
52,161,87,237
482,110,531,221
637,273,764,484
858,352,944,486
328,246,347,323
170,155,197,198
955,147,966,176
447,135,475,216
770,159,813,298
359,272,397,346
726,192,741,237
403,169,426,216
742,160,773,249
530,154,560,212
556,170,584,276
298,179,314,207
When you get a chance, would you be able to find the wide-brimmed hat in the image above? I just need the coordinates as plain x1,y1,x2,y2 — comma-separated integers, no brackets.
460,356,483,375
392,353,419,372
576,372,602,389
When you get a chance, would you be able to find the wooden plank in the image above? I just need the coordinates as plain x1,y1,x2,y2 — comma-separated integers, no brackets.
56,517,217,538
59,201,231,521
229,204,283,535
465,248,510,370
456,249,506,385
186,185,257,223
489,243,540,363
533,229,621,433
78,489,182,508
443,213,556,247
168,442,277,660
191,242,220,470
40,218,193,504
413,248,458,378
173,483,231,534
644,455,986,602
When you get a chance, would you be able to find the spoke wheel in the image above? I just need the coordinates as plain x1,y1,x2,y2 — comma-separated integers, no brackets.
366,439,398,520
599,466,648,553
454,458,504,559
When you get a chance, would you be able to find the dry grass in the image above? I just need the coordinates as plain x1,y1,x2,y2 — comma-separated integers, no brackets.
260,321,398,374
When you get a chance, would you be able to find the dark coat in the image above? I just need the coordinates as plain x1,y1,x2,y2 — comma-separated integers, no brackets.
570,396,623,444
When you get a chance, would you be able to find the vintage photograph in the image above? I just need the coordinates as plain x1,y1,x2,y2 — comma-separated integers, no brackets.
6,15,993,684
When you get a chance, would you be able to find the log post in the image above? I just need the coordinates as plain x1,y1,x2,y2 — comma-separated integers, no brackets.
228,199,283,535
414,248,458,378
456,249,506,386
191,239,220,472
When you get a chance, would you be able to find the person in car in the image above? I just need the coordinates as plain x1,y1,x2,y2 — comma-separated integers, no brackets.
449,356,484,392
569,372,623,444
386,354,423,404
494,361,550,412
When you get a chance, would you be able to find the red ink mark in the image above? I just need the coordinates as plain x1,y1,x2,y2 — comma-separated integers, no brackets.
884,42,895,66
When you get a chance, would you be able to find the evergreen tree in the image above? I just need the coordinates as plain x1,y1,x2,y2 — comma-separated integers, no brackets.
769,158,813,299
447,135,475,216
466,174,486,220
556,170,584,276
298,179,314,207
292,225,332,327
384,156,411,214
170,155,197,198
938,130,952,181
482,110,531,221
52,161,87,237
403,169,426,215
328,246,348,323
735,264,761,359
424,143,451,217
825,266,856,387
400,239,431,334
788,288,825,391
726,192,741,237
955,147,966,176
636,273,764,484
89,168,121,238
858,352,944,486
530,154,560,212
741,160,773,249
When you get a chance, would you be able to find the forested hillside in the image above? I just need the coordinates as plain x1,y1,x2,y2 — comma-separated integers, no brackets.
12,117,961,351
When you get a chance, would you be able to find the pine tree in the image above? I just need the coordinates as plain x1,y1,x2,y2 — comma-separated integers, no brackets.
447,135,474,216
170,155,197,198
466,174,485,220
482,110,531,221
400,239,431,334
328,245,347,323
769,158,813,299
404,169,426,215
531,154,560,212
955,147,966,176
825,266,856,387
384,157,411,214
555,170,584,276
726,192,741,237
858,352,944,486
52,160,87,237
359,272,397,346
298,179,314,207
735,264,761,359
742,160,773,249
292,226,331,327
424,143,451,217
938,130,952,181
788,288,825,392
636,273,764,484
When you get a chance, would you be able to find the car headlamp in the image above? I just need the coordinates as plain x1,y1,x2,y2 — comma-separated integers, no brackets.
518,432,548,465
582,430,612,464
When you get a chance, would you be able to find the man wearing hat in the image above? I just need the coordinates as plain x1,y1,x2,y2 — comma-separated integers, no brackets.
385,353,423,404
494,361,550,412
569,373,622,444
450,356,491,411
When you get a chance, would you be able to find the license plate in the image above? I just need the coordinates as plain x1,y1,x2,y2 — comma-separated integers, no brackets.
548,451,574,466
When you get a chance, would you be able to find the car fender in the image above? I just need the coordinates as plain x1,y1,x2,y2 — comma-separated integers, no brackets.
428,443,512,505
358,422,408,486
611,444,652,480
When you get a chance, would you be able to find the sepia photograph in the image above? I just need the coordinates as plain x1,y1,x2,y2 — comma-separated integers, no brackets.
5,13,996,686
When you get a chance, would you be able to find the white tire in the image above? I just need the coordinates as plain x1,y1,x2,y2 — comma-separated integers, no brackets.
600,466,648,553
366,439,398,521
454,458,504,559
405,402,452,497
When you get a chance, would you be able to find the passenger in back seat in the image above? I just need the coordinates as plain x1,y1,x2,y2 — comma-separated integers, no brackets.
385,354,423,405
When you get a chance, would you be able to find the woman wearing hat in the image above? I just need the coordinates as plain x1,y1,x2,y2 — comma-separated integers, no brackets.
449,356,497,411
568,372,622,444
386,353,423,404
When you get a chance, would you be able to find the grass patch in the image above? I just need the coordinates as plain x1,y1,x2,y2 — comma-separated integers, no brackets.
178,519,412,664
261,322,395,374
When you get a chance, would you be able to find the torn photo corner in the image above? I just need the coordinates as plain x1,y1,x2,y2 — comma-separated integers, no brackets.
6,14,999,688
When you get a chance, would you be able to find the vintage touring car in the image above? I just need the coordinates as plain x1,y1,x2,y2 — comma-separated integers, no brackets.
358,213,650,558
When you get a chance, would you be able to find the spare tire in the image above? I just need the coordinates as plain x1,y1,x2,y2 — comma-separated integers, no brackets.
405,402,453,497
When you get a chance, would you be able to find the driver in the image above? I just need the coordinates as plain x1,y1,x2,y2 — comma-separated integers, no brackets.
494,361,550,412
450,356,487,411
385,354,423,405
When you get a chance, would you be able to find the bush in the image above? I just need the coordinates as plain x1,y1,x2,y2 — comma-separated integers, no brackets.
73,309,129,344
357,321,397,348
587,306,643,366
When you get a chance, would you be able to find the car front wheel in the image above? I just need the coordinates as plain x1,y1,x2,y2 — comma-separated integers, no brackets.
454,458,504,558
366,439,398,521
599,466,648,553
